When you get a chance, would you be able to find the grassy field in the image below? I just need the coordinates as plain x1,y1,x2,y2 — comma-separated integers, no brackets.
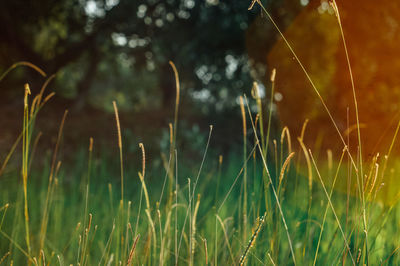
1,66,400,265
2,1,400,265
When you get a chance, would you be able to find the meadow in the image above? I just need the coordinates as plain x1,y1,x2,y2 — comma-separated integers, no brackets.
1,1,400,265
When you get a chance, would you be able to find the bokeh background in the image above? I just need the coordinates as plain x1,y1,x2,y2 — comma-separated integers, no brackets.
2,0,400,169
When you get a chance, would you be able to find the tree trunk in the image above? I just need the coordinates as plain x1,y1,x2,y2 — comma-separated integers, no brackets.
72,47,100,112
160,63,176,109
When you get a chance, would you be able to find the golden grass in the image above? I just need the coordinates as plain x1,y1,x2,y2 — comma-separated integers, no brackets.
239,96,248,244
112,101,124,203
22,84,31,256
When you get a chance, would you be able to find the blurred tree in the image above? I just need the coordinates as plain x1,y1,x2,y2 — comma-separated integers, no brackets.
0,0,271,111
0,0,307,154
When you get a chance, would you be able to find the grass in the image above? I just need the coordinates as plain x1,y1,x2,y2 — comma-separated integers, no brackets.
2,67,400,266
1,103,400,265
2,1,400,265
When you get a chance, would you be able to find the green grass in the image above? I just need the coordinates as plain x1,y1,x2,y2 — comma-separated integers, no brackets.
1,72,400,265
1,127,400,265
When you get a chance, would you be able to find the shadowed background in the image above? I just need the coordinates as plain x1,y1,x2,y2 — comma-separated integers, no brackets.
0,0,303,166
2,0,400,173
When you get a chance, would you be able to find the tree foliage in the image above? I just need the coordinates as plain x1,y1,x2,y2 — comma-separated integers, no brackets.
0,0,279,113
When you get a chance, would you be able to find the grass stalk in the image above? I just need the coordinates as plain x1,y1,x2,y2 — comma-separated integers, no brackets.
22,84,31,257
329,1,368,262
309,150,355,265
167,62,181,209
239,96,248,244
0,61,46,82
112,101,124,204
266,68,276,160
244,95,297,265
238,212,266,266
39,110,68,254
313,147,347,265
215,215,234,265
177,126,213,259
